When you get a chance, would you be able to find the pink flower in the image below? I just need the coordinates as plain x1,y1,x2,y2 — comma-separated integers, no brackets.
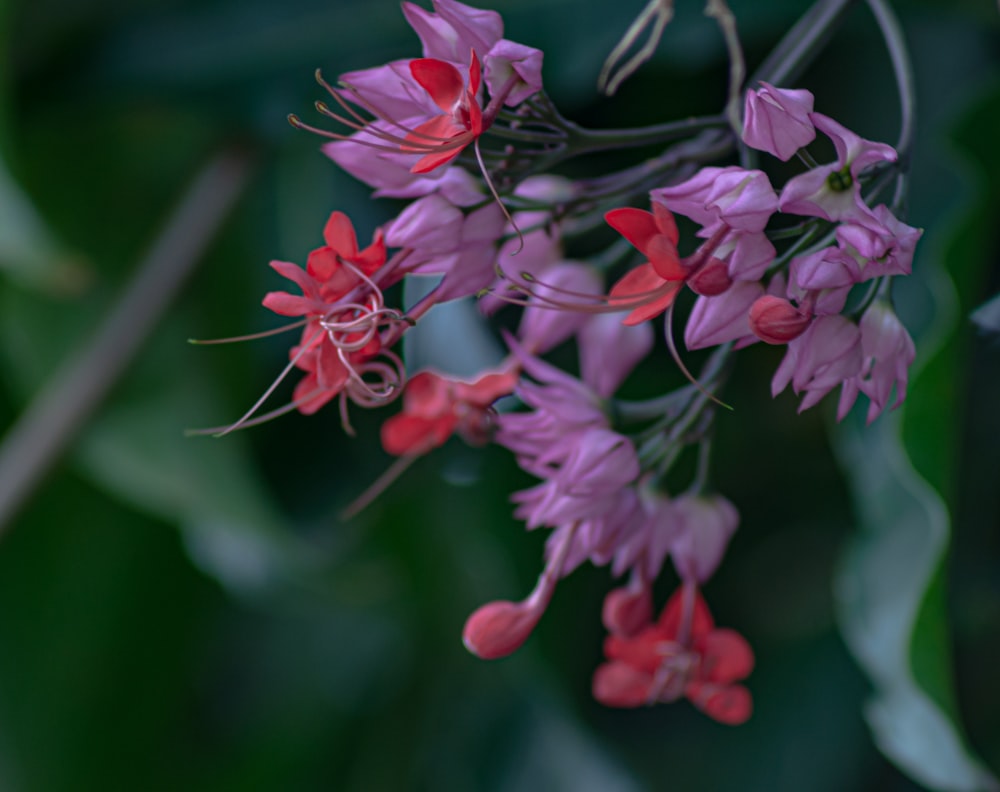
835,204,923,279
578,312,654,398
403,0,543,106
593,585,754,724
652,166,778,235
838,301,915,422
385,193,505,301
779,113,897,223
742,81,816,161
668,494,739,584
517,263,602,354
684,281,764,350
772,314,863,413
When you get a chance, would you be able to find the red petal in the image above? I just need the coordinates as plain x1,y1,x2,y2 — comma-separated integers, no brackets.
410,143,467,174
658,586,715,639
306,247,339,282
269,259,321,300
468,49,481,96
605,208,661,256
592,662,653,707
402,371,451,415
646,235,685,280
603,627,667,673
410,58,465,112
402,115,464,151
697,628,755,684
262,292,319,317
381,414,455,456
652,200,680,244
354,229,387,274
686,682,752,725
323,211,359,259
293,373,336,415
455,370,518,407
607,264,681,326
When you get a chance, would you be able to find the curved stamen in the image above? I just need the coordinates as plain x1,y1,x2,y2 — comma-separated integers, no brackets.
215,326,326,437
664,302,732,410
185,388,326,436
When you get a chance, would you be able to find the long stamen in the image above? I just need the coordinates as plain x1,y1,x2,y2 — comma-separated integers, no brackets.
215,326,326,437
188,318,309,345
340,453,420,521
474,138,523,254
185,388,325,435
664,302,732,410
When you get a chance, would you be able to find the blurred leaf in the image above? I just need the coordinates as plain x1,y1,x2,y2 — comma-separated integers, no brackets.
834,416,997,792
970,292,1000,338
833,66,1000,792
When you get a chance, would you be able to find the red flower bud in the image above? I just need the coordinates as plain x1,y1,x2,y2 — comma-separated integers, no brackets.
748,295,811,344
687,256,733,296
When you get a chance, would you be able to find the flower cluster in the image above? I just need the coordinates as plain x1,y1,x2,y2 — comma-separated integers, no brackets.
212,0,920,725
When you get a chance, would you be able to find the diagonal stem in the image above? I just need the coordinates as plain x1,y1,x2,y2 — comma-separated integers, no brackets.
0,146,254,534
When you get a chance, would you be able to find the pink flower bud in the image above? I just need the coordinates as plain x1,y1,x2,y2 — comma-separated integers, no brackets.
670,494,739,584
749,295,812,344
462,600,542,659
742,82,816,161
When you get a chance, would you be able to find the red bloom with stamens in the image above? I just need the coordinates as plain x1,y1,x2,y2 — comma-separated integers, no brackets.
592,585,754,724
402,51,484,173
605,203,688,325
263,211,388,318
381,368,517,455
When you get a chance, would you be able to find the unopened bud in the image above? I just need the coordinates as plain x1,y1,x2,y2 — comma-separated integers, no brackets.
462,600,541,660
687,256,733,296
748,295,811,344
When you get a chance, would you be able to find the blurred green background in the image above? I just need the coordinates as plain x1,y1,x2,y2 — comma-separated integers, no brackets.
1,0,998,789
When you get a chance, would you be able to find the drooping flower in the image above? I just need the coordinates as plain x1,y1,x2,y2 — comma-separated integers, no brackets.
837,300,915,422
593,585,754,724
380,368,517,455
742,81,816,161
772,314,863,413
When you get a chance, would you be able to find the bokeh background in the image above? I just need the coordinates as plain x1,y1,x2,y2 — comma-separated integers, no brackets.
1,0,999,789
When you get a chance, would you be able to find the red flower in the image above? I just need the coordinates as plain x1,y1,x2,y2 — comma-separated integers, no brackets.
263,211,387,318
401,52,484,174
592,585,754,724
605,203,687,325
381,368,517,456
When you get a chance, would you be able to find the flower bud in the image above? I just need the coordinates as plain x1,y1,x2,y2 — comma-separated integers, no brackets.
749,295,811,344
687,256,733,296
462,600,541,660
